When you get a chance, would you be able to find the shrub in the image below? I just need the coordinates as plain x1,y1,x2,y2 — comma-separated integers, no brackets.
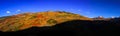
47,19,57,24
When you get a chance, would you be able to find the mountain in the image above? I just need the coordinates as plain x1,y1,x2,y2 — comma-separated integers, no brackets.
0,11,120,36
0,11,92,32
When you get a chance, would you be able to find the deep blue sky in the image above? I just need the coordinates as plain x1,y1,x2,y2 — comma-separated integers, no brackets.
0,0,120,18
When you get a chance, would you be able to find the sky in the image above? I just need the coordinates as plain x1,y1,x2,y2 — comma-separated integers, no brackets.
0,0,120,18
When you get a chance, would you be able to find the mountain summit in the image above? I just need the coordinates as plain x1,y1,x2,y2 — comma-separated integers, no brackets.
0,11,92,32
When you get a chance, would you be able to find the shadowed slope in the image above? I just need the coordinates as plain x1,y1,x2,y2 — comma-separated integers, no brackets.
0,20,120,36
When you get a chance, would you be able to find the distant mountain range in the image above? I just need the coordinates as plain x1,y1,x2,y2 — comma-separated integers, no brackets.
92,16,120,21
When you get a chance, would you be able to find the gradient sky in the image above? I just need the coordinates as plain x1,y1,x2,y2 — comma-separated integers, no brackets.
0,0,120,18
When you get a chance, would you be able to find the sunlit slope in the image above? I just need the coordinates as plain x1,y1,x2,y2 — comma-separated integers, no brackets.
0,11,92,32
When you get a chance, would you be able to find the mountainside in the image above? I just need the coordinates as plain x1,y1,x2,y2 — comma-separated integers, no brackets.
0,11,92,32
0,20,120,36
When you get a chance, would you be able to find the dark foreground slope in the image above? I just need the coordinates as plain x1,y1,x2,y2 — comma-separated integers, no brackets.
0,20,120,36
